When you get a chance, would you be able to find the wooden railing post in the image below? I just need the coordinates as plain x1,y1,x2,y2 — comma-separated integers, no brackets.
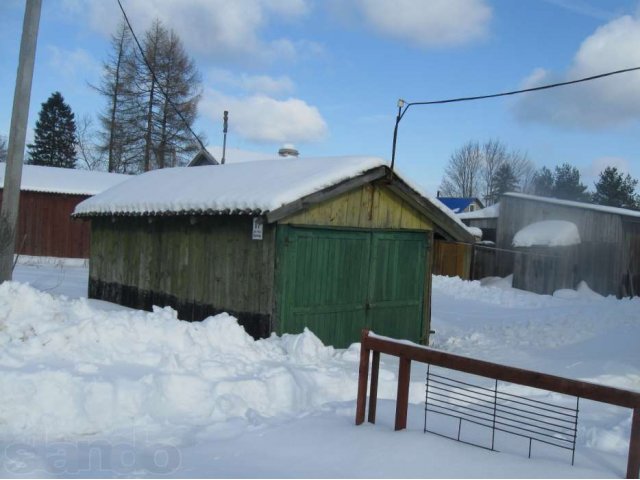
368,351,380,424
355,329,371,425
627,408,640,479
394,356,411,431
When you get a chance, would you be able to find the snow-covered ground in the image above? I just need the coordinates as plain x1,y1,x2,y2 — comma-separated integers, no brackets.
1,262,638,478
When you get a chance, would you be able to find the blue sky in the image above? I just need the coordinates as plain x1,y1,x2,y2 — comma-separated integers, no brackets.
1,0,640,193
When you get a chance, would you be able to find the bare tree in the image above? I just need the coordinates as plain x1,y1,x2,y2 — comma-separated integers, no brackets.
94,21,142,173
76,114,106,171
440,141,483,197
481,139,509,203
441,139,537,203
507,149,536,194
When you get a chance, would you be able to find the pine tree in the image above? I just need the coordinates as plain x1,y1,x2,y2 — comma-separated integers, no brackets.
593,166,639,210
552,163,588,201
490,163,519,202
27,92,77,168
532,166,554,197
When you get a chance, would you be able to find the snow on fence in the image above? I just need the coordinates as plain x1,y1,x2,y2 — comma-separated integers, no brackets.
355,330,640,479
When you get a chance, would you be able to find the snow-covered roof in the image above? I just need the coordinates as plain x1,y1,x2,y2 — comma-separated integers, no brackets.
73,156,474,238
459,202,500,220
513,220,581,248
0,164,131,196
505,192,640,219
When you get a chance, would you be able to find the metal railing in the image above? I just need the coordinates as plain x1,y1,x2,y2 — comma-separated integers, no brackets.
424,366,579,464
355,330,640,479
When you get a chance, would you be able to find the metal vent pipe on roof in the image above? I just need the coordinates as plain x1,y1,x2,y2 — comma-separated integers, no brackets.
278,144,299,158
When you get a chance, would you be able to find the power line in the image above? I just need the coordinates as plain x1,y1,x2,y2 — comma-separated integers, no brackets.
391,65,640,170
115,0,206,151
399,65,640,119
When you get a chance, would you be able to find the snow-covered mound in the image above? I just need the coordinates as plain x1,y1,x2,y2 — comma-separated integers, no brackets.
0,282,372,439
512,220,581,247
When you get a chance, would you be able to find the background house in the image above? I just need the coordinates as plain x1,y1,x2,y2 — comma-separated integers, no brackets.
74,156,474,347
436,196,484,214
0,165,129,259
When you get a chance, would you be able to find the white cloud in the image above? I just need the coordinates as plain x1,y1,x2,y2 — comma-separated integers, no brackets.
351,0,492,48
65,0,313,64
512,14,640,128
201,89,327,143
585,156,632,178
209,70,295,95
46,46,101,81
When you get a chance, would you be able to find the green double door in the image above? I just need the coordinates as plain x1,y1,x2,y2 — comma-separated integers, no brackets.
276,225,429,347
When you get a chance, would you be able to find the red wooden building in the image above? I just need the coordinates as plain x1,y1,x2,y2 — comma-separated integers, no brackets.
0,165,129,259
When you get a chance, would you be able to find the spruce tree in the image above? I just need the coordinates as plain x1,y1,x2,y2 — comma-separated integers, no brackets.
593,166,639,210
532,167,554,197
28,92,77,168
552,163,588,201
490,163,519,201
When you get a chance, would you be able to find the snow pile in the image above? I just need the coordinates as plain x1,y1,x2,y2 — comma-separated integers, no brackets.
512,220,581,247
0,283,336,437
0,282,406,440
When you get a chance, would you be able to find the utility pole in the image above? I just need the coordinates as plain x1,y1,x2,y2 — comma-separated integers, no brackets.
221,110,228,165
0,0,42,282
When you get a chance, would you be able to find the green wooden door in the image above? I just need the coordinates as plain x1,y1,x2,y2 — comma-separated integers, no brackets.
367,232,427,341
276,226,428,347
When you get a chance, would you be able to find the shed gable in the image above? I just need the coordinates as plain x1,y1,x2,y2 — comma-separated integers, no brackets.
280,183,432,231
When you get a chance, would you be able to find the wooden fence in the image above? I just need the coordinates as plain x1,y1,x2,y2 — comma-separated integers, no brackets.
355,329,640,479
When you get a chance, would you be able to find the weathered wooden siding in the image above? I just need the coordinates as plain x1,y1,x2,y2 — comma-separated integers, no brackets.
432,239,471,279
623,221,640,296
281,183,433,231
89,216,276,337
498,195,629,296
0,190,91,258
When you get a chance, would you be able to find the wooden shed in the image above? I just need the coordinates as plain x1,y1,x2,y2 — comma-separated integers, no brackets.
0,165,129,258
497,193,640,297
73,156,474,347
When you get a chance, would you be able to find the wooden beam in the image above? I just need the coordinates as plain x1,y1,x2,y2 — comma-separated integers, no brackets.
628,408,640,479
266,167,388,223
394,357,411,431
365,334,640,409
355,329,371,425
368,350,380,424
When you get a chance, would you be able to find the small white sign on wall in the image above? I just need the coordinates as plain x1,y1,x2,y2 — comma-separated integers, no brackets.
252,217,264,240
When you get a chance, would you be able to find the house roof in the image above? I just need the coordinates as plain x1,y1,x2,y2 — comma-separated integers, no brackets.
0,164,131,196
458,202,500,220
437,197,483,213
504,192,640,219
73,156,475,241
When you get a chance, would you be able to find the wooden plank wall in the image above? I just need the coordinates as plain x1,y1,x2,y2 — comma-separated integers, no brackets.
281,183,433,231
89,216,277,335
0,190,91,258
432,239,471,279
498,196,626,295
623,221,640,296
